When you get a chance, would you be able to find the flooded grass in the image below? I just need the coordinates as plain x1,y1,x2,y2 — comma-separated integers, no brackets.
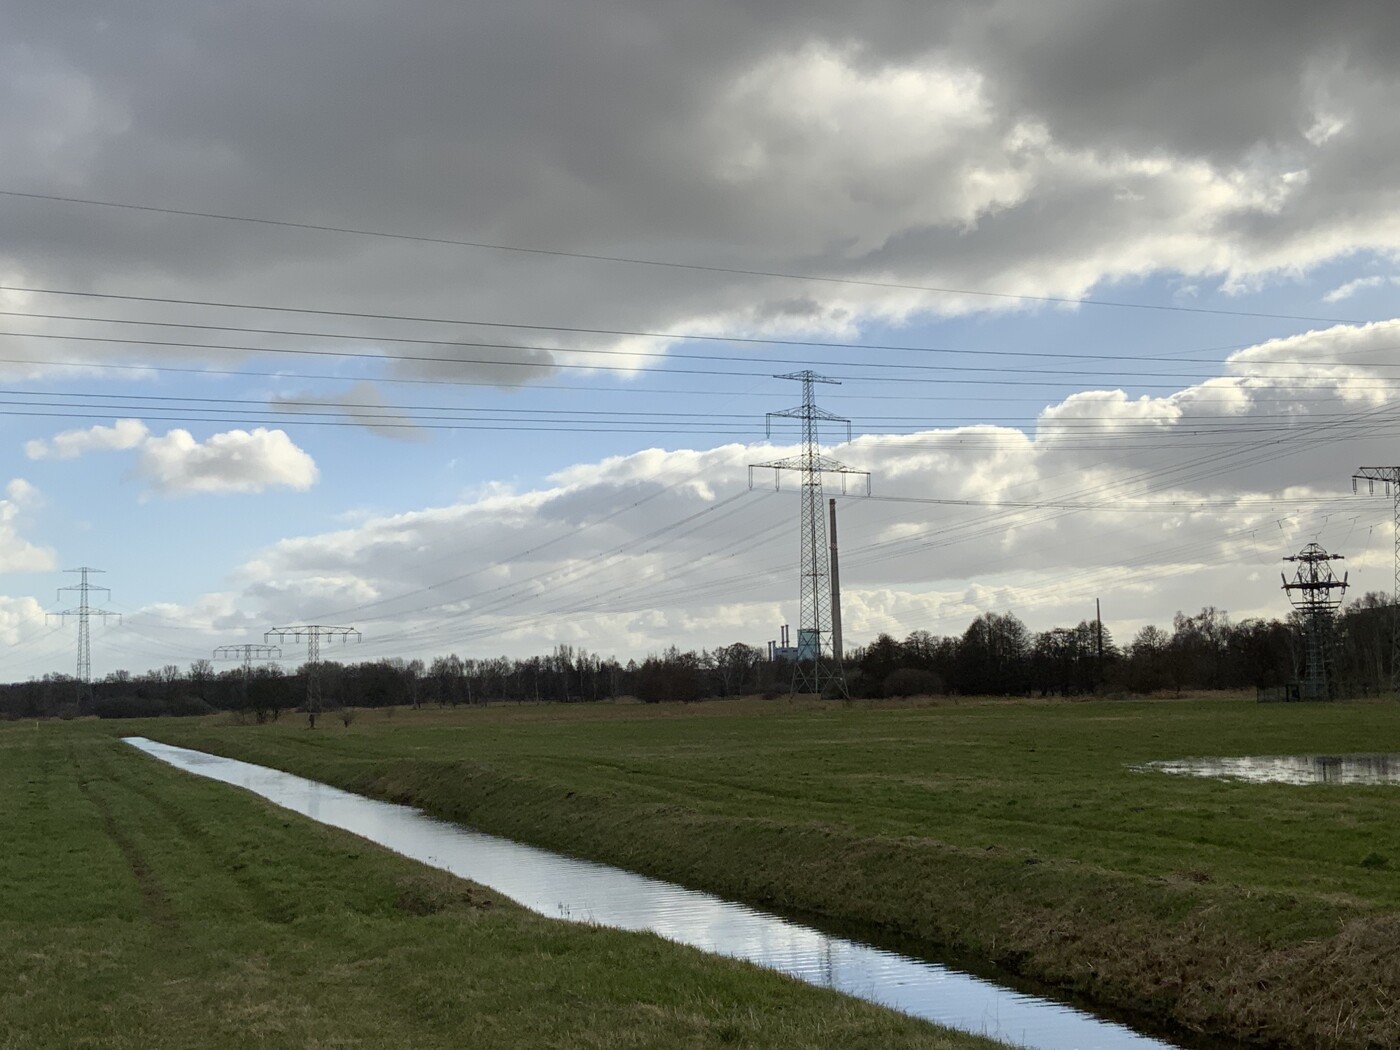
139,695,1400,1049
1139,752,1400,786
0,720,1012,1050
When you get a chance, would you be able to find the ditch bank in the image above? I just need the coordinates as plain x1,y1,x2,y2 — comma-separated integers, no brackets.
155,734,1400,1050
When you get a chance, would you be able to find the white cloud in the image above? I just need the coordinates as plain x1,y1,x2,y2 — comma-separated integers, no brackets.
22,419,320,497
0,594,48,645
25,419,150,460
169,320,1394,660
151,318,1389,663
0,478,55,573
1322,275,1399,302
6,478,41,506
135,428,318,496
21,314,1396,675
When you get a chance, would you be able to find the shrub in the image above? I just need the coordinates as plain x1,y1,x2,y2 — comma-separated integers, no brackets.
882,667,945,698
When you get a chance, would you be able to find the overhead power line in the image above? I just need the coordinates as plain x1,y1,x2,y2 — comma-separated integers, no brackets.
0,188,1377,325
0,306,1253,364
0,352,1392,407
3,286,1397,367
7,326,1400,391
9,385,1400,431
12,305,1400,370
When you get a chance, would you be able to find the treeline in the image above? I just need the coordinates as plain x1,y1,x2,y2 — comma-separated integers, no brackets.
2,596,1394,720
0,647,634,722
846,596,1395,700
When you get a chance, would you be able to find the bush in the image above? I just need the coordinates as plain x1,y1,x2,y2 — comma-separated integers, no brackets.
843,668,880,700
95,694,215,719
882,667,945,698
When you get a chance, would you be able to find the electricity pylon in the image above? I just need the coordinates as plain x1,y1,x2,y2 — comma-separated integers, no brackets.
1282,543,1348,700
214,643,283,714
265,625,360,727
1353,466,1400,692
750,371,870,696
49,567,120,709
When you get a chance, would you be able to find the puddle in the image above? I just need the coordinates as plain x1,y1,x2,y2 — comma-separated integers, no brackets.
126,737,1183,1050
1139,753,1400,786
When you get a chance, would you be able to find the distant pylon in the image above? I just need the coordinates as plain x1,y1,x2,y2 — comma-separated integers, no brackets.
214,643,283,714
264,625,360,727
1353,466,1400,693
750,371,870,696
49,567,120,709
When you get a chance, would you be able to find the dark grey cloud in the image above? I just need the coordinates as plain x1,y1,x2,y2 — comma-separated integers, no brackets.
2,0,1400,388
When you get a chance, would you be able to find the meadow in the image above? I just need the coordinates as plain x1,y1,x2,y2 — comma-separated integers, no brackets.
140,694,1400,1049
0,718,1005,1050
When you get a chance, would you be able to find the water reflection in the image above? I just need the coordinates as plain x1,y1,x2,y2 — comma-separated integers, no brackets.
1141,753,1400,786
126,737,1178,1050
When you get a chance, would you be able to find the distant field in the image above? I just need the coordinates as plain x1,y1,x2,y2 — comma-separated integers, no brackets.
1,720,1003,1050
143,694,1400,1049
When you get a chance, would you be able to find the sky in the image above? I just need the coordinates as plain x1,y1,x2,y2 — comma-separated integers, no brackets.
4,0,1400,680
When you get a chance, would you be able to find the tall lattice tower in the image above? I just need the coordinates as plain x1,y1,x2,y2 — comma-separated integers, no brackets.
1353,466,1400,693
265,625,360,727
50,567,120,709
750,371,869,696
1282,542,1348,700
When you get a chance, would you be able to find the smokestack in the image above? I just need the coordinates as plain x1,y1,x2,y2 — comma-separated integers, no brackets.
829,498,842,664
1096,598,1104,685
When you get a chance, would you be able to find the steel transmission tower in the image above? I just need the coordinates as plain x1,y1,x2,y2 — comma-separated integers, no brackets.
1282,543,1348,700
265,625,360,727
49,567,120,709
214,643,283,713
1353,466,1400,693
750,371,870,696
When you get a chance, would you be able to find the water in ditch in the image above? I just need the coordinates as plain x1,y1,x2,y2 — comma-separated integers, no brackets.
126,736,1183,1050
1140,753,1400,786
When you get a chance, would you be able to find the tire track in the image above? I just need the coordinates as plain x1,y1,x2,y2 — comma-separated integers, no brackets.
94,744,298,926
71,747,179,931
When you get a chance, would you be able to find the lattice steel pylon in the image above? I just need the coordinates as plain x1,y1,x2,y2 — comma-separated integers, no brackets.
1353,466,1400,693
750,371,870,696
1282,543,1348,700
265,625,359,727
214,643,283,713
48,567,120,710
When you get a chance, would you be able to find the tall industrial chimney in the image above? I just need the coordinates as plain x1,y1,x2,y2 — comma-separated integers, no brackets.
829,497,843,664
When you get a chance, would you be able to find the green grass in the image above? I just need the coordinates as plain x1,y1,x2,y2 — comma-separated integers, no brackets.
138,696,1400,1049
0,719,1007,1050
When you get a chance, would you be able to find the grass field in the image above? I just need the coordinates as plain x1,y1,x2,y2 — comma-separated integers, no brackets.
139,695,1400,1050
0,719,1008,1050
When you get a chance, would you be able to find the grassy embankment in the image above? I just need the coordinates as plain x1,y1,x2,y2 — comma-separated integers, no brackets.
0,719,1008,1050
147,695,1400,1050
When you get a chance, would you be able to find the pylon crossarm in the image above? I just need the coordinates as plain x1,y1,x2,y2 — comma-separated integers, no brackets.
262,626,361,723
214,643,282,660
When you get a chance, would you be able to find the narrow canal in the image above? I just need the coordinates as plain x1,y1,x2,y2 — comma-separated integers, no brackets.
127,737,1183,1050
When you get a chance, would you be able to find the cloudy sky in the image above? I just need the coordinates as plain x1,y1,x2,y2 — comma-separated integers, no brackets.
4,0,1400,679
